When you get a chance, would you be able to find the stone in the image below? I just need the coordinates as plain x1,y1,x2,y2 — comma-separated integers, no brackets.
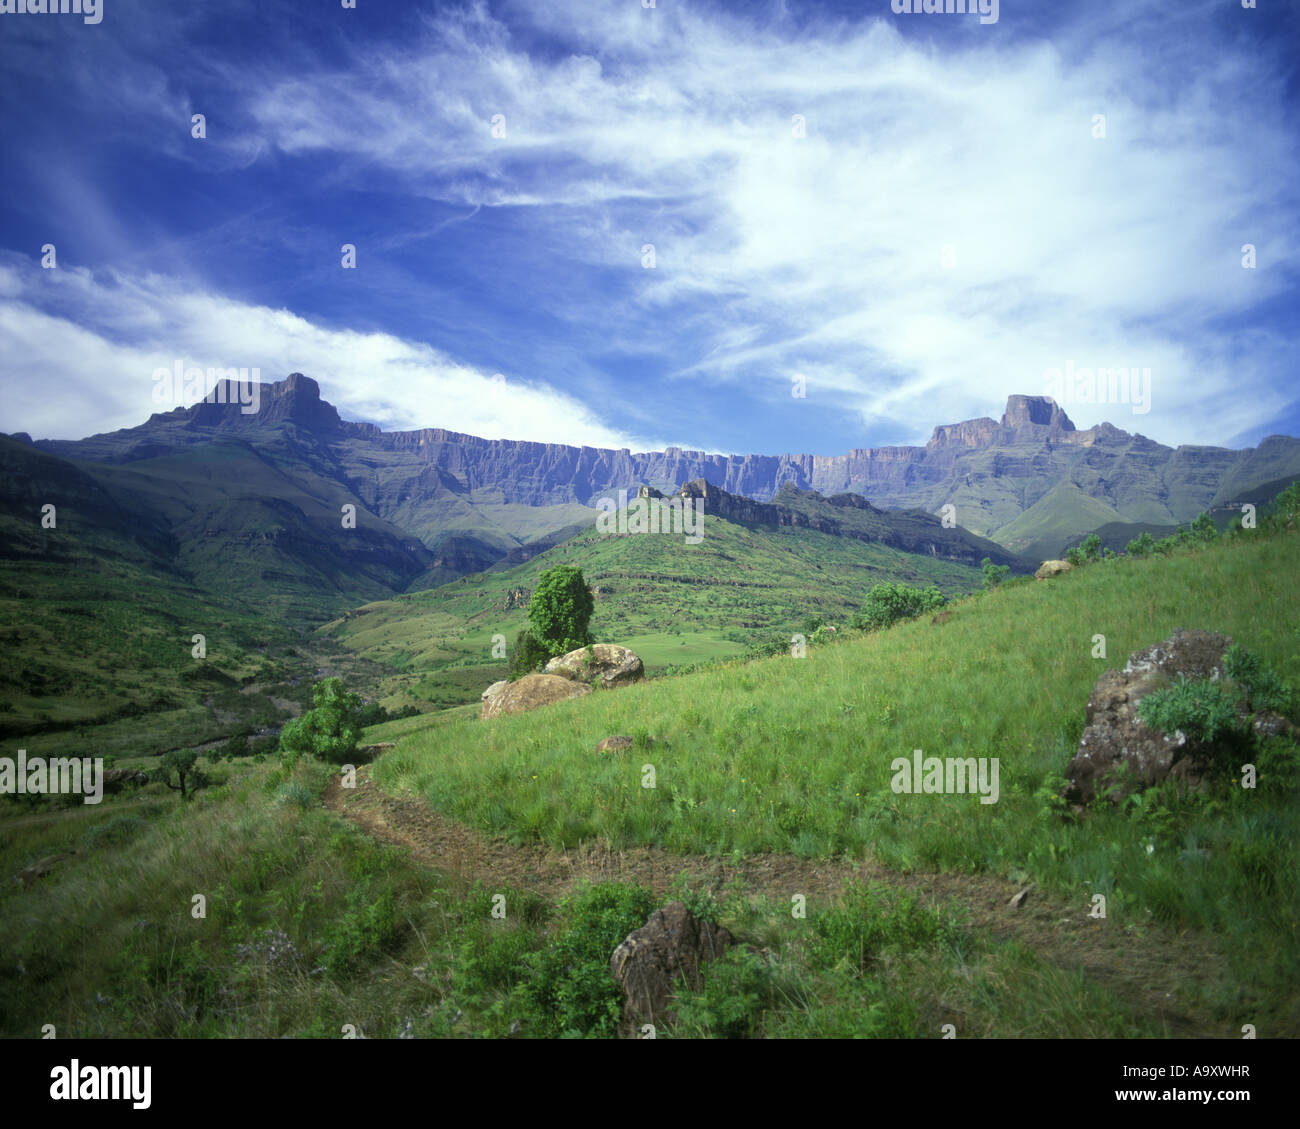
609,902,734,1030
1035,559,1073,579
544,644,645,689
1063,629,1233,806
480,673,591,719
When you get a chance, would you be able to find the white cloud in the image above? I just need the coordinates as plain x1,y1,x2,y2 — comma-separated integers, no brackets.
237,0,1298,448
0,256,661,449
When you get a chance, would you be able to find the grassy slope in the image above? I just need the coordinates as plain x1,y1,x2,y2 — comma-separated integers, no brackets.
375,527,1300,1030
318,514,988,706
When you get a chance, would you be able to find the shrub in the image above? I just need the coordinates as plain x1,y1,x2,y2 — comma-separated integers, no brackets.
1223,644,1293,715
1190,512,1218,542
669,948,776,1038
527,565,595,658
321,882,402,975
278,677,363,765
851,583,946,632
522,882,655,1038
508,629,551,679
981,558,1011,589
1125,531,1156,557
1137,676,1244,746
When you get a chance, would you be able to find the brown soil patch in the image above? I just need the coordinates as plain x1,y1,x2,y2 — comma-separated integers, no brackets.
324,768,1227,1036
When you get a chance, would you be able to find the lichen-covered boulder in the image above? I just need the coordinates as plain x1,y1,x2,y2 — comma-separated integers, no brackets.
480,673,591,720
544,644,645,689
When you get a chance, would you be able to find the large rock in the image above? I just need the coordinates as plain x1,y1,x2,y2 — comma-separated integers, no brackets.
544,644,644,689
480,673,591,720
1063,629,1233,806
609,902,734,1031
1035,559,1073,579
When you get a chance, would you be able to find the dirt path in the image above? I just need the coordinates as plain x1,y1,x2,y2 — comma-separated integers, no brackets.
324,767,1226,1036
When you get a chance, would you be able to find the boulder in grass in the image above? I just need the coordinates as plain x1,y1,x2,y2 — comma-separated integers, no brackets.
1034,559,1073,580
609,902,734,1030
1064,629,1232,807
596,735,635,753
544,644,645,689
480,673,591,720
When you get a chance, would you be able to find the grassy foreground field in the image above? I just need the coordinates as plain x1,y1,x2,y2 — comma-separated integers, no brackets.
2,526,1295,1038
373,526,1300,1031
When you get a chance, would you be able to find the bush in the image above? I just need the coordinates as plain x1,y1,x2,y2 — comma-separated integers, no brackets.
278,678,363,765
522,882,655,1038
509,629,552,679
1125,531,1156,557
669,948,777,1038
1223,644,1293,715
527,565,595,658
321,881,402,976
1190,512,1218,543
851,583,946,631
982,557,1011,589
1137,676,1244,746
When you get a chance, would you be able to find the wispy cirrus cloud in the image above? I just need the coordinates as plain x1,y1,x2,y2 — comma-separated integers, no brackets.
0,0,1296,452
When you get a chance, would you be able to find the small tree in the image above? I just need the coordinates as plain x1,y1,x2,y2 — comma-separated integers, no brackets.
1079,533,1103,562
852,582,946,631
279,677,363,765
1125,531,1155,557
153,749,209,800
981,558,1010,590
509,628,552,678
1189,511,1217,543
527,565,595,657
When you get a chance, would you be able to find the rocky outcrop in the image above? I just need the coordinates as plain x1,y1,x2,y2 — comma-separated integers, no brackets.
544,644,645,689
480,674,591,719
1063,630,1233,806
1002,395,1076,432
609,902,734,1030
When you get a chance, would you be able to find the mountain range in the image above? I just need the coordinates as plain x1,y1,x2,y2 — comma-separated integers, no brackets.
15,373,1300,585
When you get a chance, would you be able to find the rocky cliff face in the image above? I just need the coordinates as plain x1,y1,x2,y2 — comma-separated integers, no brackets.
29,373,1300,556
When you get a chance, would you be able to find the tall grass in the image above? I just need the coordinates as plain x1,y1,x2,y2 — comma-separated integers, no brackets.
376,530,1300,1030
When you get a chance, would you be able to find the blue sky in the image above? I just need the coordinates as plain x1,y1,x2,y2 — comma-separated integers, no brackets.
1,0,1297,456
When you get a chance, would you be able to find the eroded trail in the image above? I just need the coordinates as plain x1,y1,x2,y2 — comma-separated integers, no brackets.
324,767,1225,1036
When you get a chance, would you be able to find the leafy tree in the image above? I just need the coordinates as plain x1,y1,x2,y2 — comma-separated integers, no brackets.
1125,531,1155,557
509,628,552,678
1079,533,1103,562
278,677,363,765
527,565,595,657
981,557,1011,589
153,749,209,800
852,582,946,631
1267,481,1300,530
1190,511,1218,543
1064,546,1085,567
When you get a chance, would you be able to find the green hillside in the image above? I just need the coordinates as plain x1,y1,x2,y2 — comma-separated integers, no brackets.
319,512,990,708
368,519,1299,1030
3,507,1296,1040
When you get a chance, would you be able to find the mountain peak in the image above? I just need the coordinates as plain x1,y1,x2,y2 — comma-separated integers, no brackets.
1002,395,1075,432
